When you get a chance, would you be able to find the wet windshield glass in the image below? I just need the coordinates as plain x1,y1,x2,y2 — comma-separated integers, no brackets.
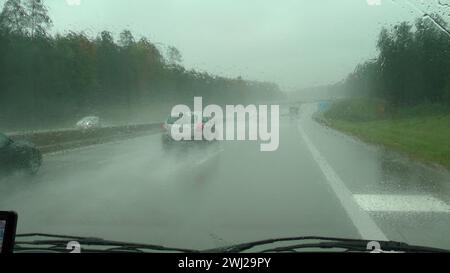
0,0,450,252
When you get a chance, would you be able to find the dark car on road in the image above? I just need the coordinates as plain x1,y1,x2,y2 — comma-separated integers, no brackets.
0,133,42,175
289,105,300,117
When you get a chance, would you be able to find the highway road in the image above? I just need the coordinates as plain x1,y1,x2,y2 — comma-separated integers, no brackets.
1,104,450,251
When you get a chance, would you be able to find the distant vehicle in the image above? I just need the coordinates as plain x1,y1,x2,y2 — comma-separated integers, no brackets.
289,105,300,117
76,116,101,130
161,112,214,144
0,133,42,175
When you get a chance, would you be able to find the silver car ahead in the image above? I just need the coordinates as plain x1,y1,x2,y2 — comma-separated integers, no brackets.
161,112,213,143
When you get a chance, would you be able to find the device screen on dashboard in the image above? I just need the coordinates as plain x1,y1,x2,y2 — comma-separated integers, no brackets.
0,220,6,253
0,212,17,254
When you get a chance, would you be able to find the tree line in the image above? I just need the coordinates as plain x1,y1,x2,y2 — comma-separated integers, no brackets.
340,14,450,107
0,0,282,131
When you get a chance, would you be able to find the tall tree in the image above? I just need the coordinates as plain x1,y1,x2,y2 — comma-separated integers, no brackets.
24,0,51,37
0,0,27,34
167,46,183,65
118,29,135,48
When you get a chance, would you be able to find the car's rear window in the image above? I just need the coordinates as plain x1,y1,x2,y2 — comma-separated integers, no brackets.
167,116,181,124
82,117,99,122
168,114,203,124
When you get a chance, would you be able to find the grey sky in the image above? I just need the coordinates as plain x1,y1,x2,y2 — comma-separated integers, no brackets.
44,0,428,90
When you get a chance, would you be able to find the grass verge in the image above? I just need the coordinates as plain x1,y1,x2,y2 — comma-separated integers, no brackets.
317,99,450,171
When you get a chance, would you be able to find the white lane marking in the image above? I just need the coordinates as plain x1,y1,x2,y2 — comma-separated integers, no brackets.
298,124,388,241
354,194,450,213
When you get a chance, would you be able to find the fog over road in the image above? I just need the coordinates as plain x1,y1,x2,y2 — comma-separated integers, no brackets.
1,104,450,250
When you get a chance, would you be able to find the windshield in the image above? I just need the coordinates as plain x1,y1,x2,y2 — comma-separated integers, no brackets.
0,0,450,253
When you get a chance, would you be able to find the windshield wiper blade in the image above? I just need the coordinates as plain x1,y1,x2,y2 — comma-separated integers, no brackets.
15,233,200,253
207,236,363,253
207,236,450,253
15,234,449,253
260,241,449,253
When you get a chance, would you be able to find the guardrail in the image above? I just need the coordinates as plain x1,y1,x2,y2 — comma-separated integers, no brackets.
7,123,161,154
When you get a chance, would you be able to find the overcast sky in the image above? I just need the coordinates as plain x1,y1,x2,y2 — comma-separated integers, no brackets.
42,0,438,91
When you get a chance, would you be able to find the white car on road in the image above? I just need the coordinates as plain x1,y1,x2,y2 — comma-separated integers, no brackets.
76,116,101,130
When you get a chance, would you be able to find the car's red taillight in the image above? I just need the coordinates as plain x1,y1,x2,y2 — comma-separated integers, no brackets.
196,123,204,131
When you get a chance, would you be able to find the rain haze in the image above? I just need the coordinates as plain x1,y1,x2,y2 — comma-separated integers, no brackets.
47,0,417,90
1,0,450,255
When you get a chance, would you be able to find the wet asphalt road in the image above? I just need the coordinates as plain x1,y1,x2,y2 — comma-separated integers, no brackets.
1,104,450,251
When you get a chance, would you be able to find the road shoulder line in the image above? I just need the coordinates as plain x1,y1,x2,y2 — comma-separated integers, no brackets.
298,122,388,241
